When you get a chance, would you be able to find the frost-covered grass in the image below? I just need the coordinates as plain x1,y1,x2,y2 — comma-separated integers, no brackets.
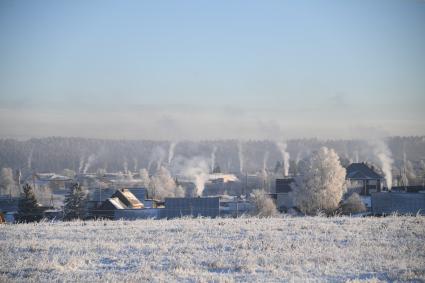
1,216,425,282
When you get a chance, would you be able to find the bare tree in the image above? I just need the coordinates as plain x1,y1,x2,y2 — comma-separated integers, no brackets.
341,193,366,214
251,189,278,217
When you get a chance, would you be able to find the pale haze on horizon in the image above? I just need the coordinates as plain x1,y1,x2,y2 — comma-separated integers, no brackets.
0,0,424,140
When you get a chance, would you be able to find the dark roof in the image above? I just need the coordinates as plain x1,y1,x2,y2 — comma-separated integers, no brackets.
346,163,383,180
127,188,147,202
89,188,116,202
275,178,294,193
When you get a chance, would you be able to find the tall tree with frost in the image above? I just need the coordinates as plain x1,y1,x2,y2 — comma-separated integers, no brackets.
291,147,346,215
63,183,88,220
16,184,42,222
0,167,17,196
149,166,184,200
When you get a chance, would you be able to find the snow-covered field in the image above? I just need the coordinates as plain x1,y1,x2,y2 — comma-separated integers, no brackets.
1,216,424,282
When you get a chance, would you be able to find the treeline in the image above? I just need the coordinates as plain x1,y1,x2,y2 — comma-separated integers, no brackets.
0,136,424,176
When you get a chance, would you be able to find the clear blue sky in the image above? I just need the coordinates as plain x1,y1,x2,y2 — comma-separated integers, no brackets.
0,0,424,140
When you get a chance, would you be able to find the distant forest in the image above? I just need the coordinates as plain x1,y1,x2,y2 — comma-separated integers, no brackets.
0,137,424,177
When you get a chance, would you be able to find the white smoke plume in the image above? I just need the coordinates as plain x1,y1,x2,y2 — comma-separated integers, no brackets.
168,142,177,166
27,149,33,170
179,156,210,197
353,150,359,163
238,141,244,173
210,145,217,173
148,146,166,172
263,151,269,172
133,157,138,172
149,166,184,200
123,158,128,174
295,151,302,165
369,139,394,189
402,152,416,186
78,155,85,173
277,142,290,176
139,168,150,188
83,154,96,174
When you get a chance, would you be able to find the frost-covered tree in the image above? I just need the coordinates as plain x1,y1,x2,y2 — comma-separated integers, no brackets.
251,189,278,217
148,166,184,200
63,183,88,220
16,184,42,222
341,193,366,214
33,185,52,206
292,147,346,215
0,167,17,196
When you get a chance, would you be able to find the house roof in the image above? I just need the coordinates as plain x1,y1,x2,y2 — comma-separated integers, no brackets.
112,189,144,209
346,163,383,180
35,173,72,182
89,188,117,202
108,197,127,209
276,178,294,193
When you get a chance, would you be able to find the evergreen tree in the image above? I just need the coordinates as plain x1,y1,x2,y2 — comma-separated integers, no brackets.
16,183,42,222
63,183,88,220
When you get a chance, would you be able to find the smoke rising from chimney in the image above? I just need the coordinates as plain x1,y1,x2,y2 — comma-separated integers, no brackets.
148,146,166,172
168,142,177,166
177,156,210,197
133,157,138,172
238,141,244,173
210,146,217,173
277,142,290,177
369,139,394,189
123,158,128,174
83,154,96,174
27,149,33,170
263,151,269,172
78,155,85,173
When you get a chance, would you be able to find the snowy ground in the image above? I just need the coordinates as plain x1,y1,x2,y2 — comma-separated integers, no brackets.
1,216,425,282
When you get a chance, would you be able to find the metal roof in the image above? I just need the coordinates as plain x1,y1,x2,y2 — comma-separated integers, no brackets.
112,189,144,209
108,197,127,209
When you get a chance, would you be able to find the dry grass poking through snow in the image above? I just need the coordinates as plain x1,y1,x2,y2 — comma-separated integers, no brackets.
1,216,425,282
